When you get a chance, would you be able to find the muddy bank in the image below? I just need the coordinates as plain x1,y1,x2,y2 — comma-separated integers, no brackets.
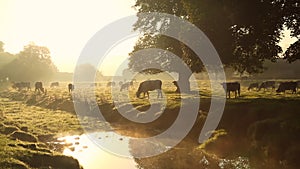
0,121,82,169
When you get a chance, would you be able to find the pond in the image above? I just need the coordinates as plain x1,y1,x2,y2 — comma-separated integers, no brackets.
58,132,139,169
57,132,251,169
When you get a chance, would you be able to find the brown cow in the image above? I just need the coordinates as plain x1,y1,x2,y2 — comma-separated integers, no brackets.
136,80,163,99
68,83,74,93
276,81,297,94
221,82,240,98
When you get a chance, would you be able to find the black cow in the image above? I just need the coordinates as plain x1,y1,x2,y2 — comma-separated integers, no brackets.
136,80,163,99
50,82,59,87
68,83,74,93
297,80,300,90
276,81,297,94
221,82,240,98
248,83,259,91
35,82,45,93
258,81,275,91
172,81,180,93
12,82,31,91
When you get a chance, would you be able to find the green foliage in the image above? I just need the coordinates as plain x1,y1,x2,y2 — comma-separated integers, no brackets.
130,0,299,76
0,43,58,81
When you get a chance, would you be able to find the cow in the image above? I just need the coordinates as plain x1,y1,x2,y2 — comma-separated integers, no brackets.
12,82,31,91
120,82,133,91
68,83,74,93
172,81,180,93
50,82,59,88
248,83,259,91
221,82,240,98
107,81,116,87
35,82,45,93
276,81,297,94
136,80,163,99
258,81,276,91
297,80,300,90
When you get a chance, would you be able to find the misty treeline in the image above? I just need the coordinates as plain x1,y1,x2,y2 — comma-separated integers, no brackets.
0,41,58,82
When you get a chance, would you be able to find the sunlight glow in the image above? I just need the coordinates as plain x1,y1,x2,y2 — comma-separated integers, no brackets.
0,0,136,74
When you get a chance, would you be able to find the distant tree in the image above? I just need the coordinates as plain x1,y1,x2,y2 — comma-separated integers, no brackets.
0,41,4,53
74,63,103,82
0,41,16,69
129,0,299,92
0,43,58,81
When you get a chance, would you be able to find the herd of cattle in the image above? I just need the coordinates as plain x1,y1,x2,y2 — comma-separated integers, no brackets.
12,82,75,94
10,79,300,99
223,80,300,98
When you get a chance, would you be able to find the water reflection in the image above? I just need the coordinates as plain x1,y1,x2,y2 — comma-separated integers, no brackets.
58,132,138,169
57,132,251,169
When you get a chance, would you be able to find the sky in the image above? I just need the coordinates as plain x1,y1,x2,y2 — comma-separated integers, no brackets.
0,0,297,76
0,0,137,76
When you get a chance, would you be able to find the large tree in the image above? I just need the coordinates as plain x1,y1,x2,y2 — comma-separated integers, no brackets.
0,43,58,81
129,0,299,92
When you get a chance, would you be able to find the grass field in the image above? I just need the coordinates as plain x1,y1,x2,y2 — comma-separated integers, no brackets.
0,79,299,169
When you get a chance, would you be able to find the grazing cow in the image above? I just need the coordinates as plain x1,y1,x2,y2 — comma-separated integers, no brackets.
221,82,240,98
35,82,45,93
107,82,116,87
50,82,59,88
248,83,259,91
297,81,300,90
172,81,180,93
120,82,133,91
12,82,31,91
276,81,297,94
136,80,163,98
68,83,74,93
258,81,275,91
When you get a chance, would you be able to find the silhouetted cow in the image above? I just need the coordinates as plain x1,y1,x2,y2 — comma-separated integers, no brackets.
258,81,275,91
136,80,163,99
248,83,259,91
297,81,300,90
276,81,297,94
50,82,59,87
172,81,180,93
68,83,74,93
35,82,45,93
221,82,240,98
12,82,31,91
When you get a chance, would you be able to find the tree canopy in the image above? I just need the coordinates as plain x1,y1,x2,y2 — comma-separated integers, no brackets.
129,0,299,91
0,42,58,81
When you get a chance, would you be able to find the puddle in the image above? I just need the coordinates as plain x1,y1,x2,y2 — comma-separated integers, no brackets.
58,132,138,169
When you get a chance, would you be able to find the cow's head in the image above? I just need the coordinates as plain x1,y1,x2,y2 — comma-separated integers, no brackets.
136,91,141,98
276,88,282,93
220,82,226,89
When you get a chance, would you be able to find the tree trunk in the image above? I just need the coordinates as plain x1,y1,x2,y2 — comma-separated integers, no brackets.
177,70,192,93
